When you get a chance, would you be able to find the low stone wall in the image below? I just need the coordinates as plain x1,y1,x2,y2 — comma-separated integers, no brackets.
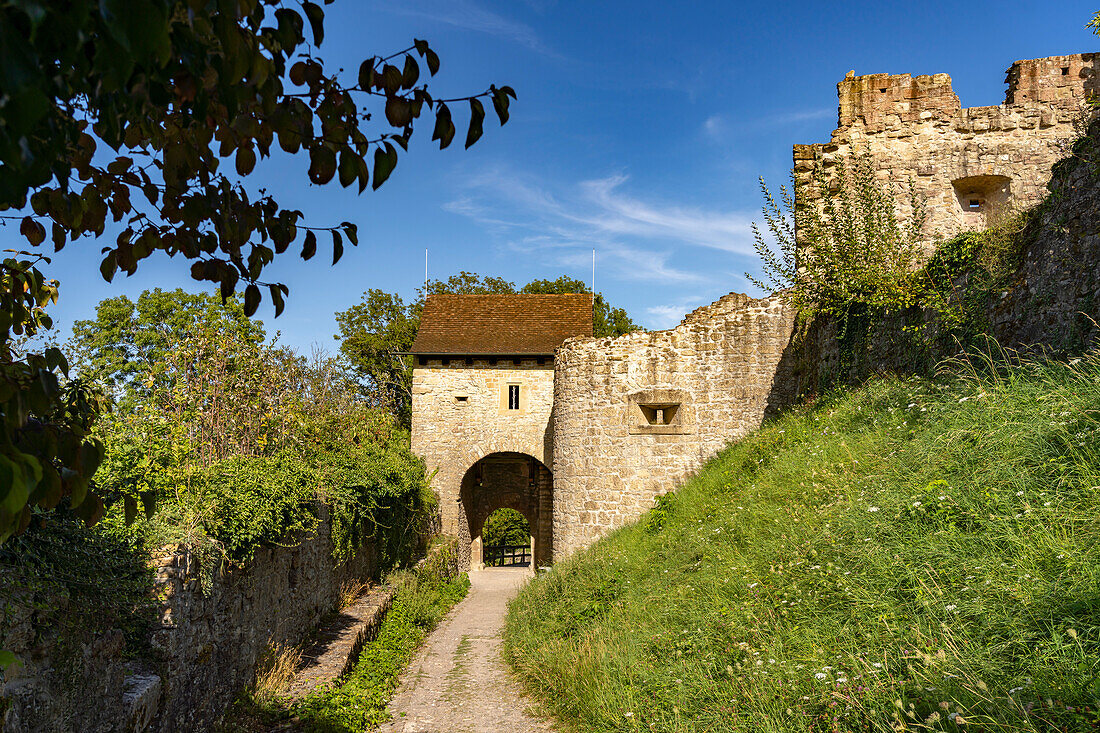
551,293,797,557
1,508,377,733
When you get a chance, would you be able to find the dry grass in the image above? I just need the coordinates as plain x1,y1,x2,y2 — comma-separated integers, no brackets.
251,642,303,704
339,577,369,610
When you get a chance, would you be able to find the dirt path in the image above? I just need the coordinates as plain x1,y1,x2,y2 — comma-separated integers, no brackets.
377,568,554,733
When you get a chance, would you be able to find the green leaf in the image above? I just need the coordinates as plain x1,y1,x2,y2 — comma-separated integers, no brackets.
357,58,375,90
99,251,118,283
308,146,337,185
338,150,357,188
372,142,397,190
343,222,358,246
0,650,22,674
465,98,485,149
332,230,343,265
140,491,156,520
302,230,318,260
303,2,324,46
236,146,256,176
244,283,261,316
402,55,419,88
432,103,454,149
269,284,286,317
20,216,45,246
124,495,138,525
381,64,402,94
385,97,413,128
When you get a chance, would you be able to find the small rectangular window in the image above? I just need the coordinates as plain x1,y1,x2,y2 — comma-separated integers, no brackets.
639,403,679,425
1062,67,1070,76
455,395,468,403
967,199,981,211
507,385,520,410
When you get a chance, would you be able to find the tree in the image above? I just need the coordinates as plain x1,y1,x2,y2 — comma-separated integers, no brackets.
520,275,637,338
334,272,638,426
0,1,514,540
69,288,264,398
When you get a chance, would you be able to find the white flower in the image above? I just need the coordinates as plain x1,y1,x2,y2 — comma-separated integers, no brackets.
867,506,880,512
945,604,957,611
1016,491,1024,497
913,501,922,507
873,662,883,668
815,672,827,680
748,582,758,588
624,712,634,718
836,677,847,683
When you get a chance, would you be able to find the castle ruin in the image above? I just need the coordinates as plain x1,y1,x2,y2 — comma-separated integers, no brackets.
411,54,1095,568
794,54,1095,245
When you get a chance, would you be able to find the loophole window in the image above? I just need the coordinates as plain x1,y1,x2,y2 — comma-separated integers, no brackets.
507,385,520,410
639,403,680,425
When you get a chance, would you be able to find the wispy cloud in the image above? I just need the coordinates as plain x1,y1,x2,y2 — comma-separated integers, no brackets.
377,0,559,58
702,107,834,141
443,166,759,288
645,295,710,329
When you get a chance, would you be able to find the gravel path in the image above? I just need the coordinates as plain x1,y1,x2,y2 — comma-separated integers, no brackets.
377,568,554,733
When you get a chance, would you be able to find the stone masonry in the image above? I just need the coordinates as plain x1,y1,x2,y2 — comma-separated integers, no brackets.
411,360,555,568
411,54,1095,565
550,294,796,556
794,54,1097,248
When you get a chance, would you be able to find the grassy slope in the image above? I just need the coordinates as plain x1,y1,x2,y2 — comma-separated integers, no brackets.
505,348,1100,732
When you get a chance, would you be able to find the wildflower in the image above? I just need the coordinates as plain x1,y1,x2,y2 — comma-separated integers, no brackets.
912,501,922,507
748,582,758,588
867,506,880,512
815,672,827,680
1068,628,1078,639
945,605,957,611
624,712,634,718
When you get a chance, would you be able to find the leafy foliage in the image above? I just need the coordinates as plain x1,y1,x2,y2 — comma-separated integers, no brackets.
0,0,513,542
520,275,639,339
335,272,638,425
0,253,105,542
82,288,432,579
482,507,530,547
748,152,925,316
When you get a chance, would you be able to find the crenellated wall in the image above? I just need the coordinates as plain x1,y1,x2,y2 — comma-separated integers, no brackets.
795,54,1097,249
550,294,797,557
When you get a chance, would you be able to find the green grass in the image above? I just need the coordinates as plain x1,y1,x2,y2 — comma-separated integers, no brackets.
505,345,1100,732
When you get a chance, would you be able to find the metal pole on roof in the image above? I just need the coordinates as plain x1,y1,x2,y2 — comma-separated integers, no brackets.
425,249,428,289
591,248,595,295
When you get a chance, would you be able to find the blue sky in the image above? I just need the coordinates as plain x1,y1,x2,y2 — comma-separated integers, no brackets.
17,0,1097,352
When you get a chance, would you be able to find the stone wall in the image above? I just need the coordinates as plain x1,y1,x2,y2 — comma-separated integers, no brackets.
795,54,1096,249
551,293,797,557
410,360,554,567
1,509,377,733
990,121,1100,352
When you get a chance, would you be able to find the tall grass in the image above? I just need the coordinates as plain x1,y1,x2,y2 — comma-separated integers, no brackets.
505,345,1100,732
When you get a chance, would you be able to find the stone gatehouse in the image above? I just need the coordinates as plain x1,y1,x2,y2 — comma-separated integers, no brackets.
409,294,593,568
411,53,1094,568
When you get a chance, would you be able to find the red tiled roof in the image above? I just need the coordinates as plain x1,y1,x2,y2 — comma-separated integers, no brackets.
409,294,594,355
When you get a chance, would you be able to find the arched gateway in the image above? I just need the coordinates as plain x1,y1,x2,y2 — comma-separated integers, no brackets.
407,293,593,569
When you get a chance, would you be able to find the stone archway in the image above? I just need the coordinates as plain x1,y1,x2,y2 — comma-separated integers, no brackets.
459,452,552,570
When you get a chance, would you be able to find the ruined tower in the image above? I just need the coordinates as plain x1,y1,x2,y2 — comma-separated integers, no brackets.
794,54,1097,245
